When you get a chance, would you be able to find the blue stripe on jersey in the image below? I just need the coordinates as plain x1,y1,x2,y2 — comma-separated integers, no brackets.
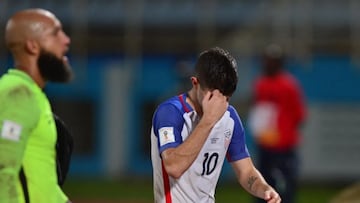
152,95,190,154
226,106,250,162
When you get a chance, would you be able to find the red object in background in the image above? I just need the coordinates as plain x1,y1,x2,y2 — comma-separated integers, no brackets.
253,71,306,151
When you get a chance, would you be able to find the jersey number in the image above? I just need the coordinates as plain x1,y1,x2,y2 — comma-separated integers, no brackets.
201,152,219,176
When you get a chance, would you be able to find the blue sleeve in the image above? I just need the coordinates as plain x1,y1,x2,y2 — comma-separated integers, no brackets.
153,102,185,153
226,106,250,162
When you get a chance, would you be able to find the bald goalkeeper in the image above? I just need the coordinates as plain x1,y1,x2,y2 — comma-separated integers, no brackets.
0,8,73,203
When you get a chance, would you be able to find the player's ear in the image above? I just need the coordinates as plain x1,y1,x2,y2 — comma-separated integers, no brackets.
191,76,199,86
25,40,40,55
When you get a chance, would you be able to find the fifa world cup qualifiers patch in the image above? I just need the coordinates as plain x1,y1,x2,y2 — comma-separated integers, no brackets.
159,127,175,146
1,120,22,141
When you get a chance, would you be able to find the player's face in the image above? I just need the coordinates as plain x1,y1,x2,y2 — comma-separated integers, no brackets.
196,81,211,108
37,15,72,82
38,48,73,82
38,15,70,60
194,78,229,109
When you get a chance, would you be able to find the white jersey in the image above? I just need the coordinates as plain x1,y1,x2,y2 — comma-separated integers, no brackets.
151,93,250,203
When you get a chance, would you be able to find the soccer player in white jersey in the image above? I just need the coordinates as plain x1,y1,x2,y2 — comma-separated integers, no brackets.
150,47,281,203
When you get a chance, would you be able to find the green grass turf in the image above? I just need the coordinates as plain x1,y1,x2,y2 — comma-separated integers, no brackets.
63,178,343,203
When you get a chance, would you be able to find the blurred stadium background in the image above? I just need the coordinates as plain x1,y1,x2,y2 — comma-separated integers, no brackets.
1,0,360,202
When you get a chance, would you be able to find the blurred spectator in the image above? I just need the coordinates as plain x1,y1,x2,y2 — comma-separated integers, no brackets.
248,44,307,203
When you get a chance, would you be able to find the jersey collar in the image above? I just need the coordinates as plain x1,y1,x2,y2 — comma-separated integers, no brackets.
8,69,37,85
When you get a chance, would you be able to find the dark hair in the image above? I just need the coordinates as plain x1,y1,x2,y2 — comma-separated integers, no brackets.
194,47,238,97
262,43,284,76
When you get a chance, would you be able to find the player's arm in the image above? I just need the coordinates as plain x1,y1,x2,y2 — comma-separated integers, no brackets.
0,86,39,202
231,157,281,203
162,90,228,179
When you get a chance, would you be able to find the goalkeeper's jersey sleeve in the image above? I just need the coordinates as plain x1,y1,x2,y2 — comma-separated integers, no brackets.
0,69,68,203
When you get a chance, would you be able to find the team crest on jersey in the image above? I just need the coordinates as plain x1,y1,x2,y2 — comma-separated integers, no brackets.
224,129,231,148
224,129,231,138
159,127,175,146
1,120,22,142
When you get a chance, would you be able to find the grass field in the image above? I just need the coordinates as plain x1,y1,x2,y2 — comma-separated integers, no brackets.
63,178,345,203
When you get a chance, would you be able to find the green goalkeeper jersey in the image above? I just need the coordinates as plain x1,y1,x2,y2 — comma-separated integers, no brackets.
0,69,68,203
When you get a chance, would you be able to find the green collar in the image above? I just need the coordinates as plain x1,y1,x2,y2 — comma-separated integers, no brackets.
8,69,37,85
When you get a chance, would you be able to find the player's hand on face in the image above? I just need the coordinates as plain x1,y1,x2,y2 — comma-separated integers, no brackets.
202,89,228,124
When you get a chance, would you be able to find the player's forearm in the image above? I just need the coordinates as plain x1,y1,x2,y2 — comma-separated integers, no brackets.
240,169,274,200
162,118,215,178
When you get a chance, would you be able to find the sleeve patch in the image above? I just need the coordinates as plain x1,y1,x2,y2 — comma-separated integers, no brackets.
159,127,175,146
1,120,22,142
